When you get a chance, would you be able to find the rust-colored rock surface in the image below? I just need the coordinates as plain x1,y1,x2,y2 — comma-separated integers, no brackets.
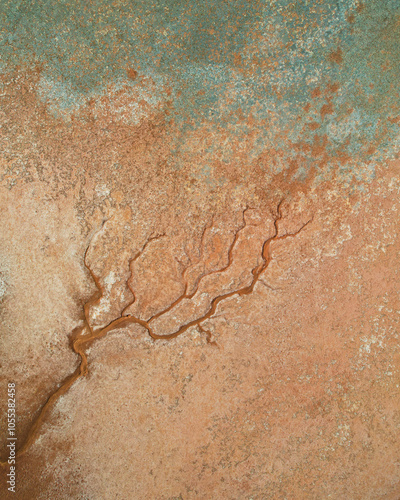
1,1,400,498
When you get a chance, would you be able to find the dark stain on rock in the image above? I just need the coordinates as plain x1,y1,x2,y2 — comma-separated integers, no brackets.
328,47,343,65
127,68,138,81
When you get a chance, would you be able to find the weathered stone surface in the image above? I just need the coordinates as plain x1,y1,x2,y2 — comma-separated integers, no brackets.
1,1,400,498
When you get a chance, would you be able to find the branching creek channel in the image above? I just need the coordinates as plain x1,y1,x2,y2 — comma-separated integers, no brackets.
0,200,312,464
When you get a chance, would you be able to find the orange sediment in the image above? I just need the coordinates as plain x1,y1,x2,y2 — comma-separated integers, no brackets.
0,201,312,464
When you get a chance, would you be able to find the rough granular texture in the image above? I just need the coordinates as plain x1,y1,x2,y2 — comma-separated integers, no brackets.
1,1,400,499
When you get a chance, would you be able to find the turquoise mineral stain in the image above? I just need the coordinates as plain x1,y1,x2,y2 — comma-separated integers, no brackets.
0,0,399,167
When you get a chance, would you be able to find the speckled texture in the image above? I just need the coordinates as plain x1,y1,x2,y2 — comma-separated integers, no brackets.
1,1,400,499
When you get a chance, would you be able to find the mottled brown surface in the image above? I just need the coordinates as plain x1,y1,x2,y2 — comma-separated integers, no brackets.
1,56,400,499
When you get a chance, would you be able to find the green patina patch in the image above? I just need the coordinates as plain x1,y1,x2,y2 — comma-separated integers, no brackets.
0,0,399,176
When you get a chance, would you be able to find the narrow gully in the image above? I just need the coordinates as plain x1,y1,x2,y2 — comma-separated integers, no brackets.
0,201,312,464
